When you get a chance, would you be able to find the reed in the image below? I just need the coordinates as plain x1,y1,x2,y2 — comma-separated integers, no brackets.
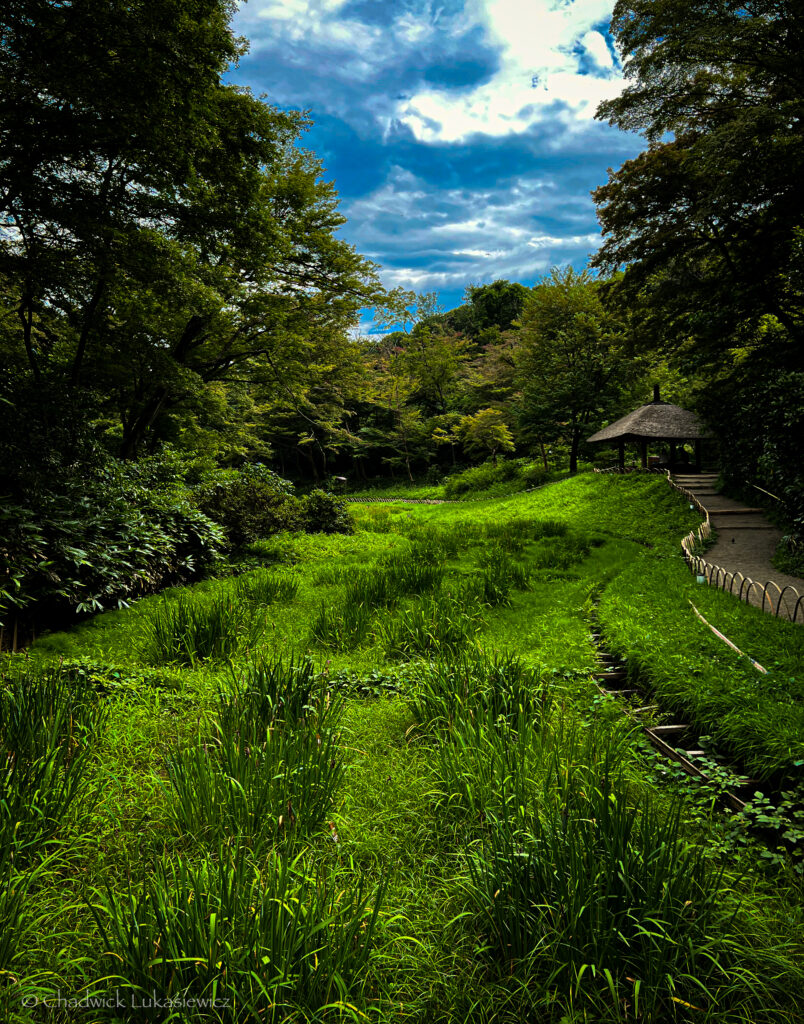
140,591,265,665
91,848,386,1021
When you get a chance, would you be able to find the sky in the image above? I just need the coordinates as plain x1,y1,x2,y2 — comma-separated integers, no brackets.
229,0,643,322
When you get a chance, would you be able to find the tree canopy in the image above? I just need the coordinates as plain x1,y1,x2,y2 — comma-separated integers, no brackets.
592,0,804,360
0,0,379,458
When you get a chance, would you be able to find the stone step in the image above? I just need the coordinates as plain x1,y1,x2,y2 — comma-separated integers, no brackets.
708,507,765,515
712,523,778,531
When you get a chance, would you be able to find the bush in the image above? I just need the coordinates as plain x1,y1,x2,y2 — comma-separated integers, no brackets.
0,479,223,630
299,490,353,534
196,470,303,547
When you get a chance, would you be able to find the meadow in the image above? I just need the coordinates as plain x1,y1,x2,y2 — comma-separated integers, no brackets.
2,474,804,1023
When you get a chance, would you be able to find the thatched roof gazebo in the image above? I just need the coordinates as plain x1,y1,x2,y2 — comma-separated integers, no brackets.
587,385,710,471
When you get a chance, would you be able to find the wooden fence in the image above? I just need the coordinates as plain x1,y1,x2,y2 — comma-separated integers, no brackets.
594,466,803,623
667,473,804,624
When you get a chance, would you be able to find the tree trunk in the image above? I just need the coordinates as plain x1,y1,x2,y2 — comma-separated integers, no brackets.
569,429,580,474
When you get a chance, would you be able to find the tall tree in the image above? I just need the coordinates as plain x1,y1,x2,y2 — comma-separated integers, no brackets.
515,268,630,473
0,0,379,457
592,1,804,359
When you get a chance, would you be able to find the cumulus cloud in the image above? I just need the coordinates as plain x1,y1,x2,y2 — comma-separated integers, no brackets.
230,1,640,303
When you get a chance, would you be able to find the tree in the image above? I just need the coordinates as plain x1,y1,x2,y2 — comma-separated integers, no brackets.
515,267,630,473
0,0,379,458
465,280,529,336
592,1,804,359
454,409,515,465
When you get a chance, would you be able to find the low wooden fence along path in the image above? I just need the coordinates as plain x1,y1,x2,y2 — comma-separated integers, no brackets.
669,472,804,623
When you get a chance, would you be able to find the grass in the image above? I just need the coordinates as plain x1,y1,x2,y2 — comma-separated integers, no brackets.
5,471,804,1022
597,549,804,780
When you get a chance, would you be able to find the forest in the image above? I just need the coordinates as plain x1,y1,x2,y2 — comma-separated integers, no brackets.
1,1,804,1022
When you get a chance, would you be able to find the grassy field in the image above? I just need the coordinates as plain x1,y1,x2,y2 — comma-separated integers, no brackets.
3,474,804,1023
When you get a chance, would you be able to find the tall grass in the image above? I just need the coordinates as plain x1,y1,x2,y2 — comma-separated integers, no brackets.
311,599,375,651
382,588,482,660
91,848,386,1022
469,543,530,607
168,657,344,847
140,591,265,665
234,568,298,606
167,726,343,848
0,663,105,858
462,723,798,1020
407,648,549,734
382,552,445,596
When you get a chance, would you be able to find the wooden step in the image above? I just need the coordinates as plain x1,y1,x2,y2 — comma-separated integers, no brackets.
633,705,659,714
592,670,627,681
649,724,689,735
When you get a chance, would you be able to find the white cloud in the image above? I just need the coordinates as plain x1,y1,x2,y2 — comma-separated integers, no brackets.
343,166,602,292
396,1,622,142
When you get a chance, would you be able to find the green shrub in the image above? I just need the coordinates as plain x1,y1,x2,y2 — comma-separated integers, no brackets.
197,470,303,548
1,483,223,629
299,489,354,534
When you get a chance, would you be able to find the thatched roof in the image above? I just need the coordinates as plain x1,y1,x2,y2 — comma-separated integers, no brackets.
587,399,709,444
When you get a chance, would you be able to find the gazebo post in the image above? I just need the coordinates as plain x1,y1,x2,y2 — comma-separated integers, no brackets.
694,439,702,472
618,440,625,472
640,439,648,469
669,441,677,469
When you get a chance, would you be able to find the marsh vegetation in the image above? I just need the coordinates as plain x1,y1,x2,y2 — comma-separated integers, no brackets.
2,474,804,1022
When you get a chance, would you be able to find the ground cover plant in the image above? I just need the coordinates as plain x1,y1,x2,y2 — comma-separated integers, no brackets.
2,473,804,1022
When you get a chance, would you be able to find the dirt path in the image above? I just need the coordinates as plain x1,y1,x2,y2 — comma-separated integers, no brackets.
673,474,804,620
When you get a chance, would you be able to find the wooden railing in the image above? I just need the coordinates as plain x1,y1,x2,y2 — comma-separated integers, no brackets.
666,472,804,624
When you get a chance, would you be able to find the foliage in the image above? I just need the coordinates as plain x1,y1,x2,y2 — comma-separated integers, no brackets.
594,0,804,359
597,548,804,780
300,490,354,535
515,267,632,473
0,662,106,860
0,0,379,460
0,465,223,630
464,724,772,1020
453,408,515,464
443,458,551,498
91,848,385,1022
168,657,343,848
139,591,268,666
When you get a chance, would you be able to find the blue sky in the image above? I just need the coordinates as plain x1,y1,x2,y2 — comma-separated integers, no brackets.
229,0,642,322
